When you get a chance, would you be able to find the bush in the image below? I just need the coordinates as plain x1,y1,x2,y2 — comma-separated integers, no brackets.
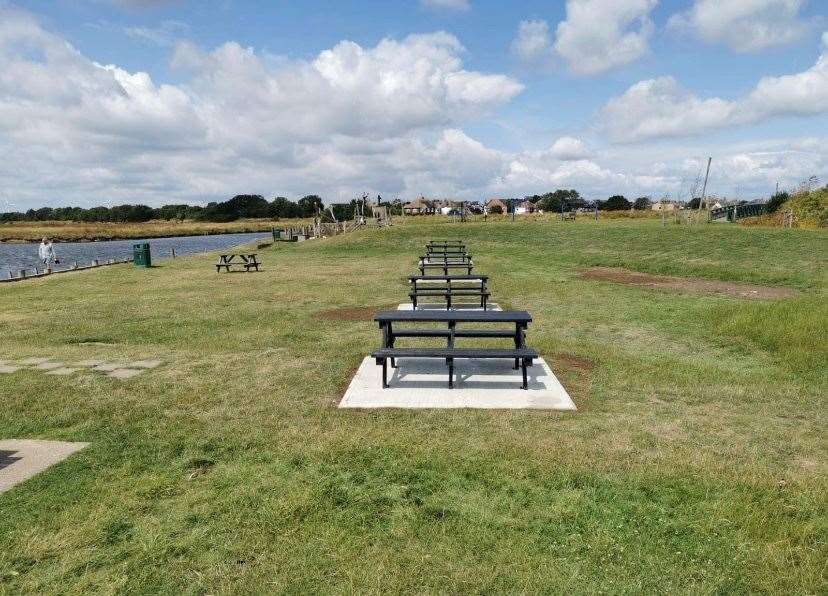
765,191,789,213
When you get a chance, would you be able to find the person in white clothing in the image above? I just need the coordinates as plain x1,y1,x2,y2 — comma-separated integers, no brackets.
38,237,58,270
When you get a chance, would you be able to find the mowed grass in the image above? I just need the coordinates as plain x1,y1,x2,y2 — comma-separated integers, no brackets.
0,218,825,593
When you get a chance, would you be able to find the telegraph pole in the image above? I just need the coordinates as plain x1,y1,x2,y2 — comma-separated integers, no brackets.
696,157,712,222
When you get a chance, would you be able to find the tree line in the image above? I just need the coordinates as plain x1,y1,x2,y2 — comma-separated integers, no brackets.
0,195,328,223
523,189,652,212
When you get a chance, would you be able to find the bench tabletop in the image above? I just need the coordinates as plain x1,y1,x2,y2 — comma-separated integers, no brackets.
408,275,488,281
375,310,531,323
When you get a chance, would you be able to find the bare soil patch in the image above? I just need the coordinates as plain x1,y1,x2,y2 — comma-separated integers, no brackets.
317,306,384,321
552,353,596,372
582,267,798,300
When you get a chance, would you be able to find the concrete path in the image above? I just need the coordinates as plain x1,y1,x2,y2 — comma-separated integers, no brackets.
0,440,88,494
340,357,576,410
0,357,163,380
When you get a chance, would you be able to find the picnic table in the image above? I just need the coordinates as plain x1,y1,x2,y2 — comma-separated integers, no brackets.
372,310,537,389
420,254,472,264
419,261,473,275
427,239,464,246
425,247,469,257
408,275,489,310
215,253,260,273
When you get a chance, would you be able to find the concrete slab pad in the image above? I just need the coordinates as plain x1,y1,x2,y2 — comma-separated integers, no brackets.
340,357,576,410
397,302,502,311
107,368,143,379
0,439,88,494
128,359,162,369
45,367,81,376
35,361,65,370
92,362,125,372
18,357,50,366
0,365,22,374
73,359,106,368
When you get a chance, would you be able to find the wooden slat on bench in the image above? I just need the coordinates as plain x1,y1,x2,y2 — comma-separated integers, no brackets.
376,310,531,323
372,347,537,359
409,275,488,281
391,329,515,338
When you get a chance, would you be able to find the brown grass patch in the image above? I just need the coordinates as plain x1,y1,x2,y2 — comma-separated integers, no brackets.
552,352,596,372
582,267,798,299
317,306,383,321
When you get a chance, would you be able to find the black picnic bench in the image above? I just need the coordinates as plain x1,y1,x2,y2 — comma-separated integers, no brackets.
215,253,260,272
425,248,469,257
371,310,537,389
427,239,464,247
420,253,472,264
408,275,489,310
419,261,473,275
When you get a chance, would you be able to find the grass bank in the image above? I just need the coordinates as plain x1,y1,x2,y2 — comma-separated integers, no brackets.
0,218,825,592
0,218,311,243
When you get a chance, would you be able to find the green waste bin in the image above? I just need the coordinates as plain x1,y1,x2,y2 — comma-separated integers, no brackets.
133,243,151,267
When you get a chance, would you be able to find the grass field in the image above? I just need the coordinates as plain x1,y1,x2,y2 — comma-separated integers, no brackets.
0,218,311,243
0,218,825,593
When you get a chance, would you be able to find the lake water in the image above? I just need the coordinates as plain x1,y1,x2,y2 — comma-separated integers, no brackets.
0,232,269,276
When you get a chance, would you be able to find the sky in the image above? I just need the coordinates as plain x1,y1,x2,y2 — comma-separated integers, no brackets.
0,0,826,210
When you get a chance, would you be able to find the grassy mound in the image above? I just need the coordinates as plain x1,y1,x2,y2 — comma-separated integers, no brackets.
742,188,828,228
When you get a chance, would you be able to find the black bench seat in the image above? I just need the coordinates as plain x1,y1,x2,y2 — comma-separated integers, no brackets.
419,262,473,275
371,347,538,389
390,329,515,338
409,289,490,310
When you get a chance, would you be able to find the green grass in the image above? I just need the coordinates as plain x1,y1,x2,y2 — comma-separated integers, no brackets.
0,218,826,593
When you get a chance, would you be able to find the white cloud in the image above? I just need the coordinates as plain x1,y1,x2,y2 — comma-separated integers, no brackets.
667,0,809,52
554,0,657,76
511,20,552,62
420,0,470,11
550,136,591,160
0,7,525,207
601,33,828,141
1,6,823,211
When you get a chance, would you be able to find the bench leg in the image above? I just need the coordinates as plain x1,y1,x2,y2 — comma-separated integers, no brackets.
448,358,454,389
521,359,528,390
382,359,389,388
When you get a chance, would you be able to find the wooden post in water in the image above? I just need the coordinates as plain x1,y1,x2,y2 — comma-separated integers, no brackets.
171,247,176,259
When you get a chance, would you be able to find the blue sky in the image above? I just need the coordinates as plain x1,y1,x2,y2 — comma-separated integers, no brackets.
1,0,826,209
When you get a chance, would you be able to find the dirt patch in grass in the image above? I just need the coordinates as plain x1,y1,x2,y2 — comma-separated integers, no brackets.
582,267,798,300
552,352,596,372
317,306,385,321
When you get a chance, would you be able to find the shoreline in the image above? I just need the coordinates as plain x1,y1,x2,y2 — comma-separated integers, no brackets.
0,218,313,243
0,227,274,244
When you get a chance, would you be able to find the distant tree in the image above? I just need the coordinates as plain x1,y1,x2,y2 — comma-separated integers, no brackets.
533,189,582,212
687,197,702,209
633,196,652,210
765,191,789,213
602,195,631,211
297,195,324,217
270,196,301,218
